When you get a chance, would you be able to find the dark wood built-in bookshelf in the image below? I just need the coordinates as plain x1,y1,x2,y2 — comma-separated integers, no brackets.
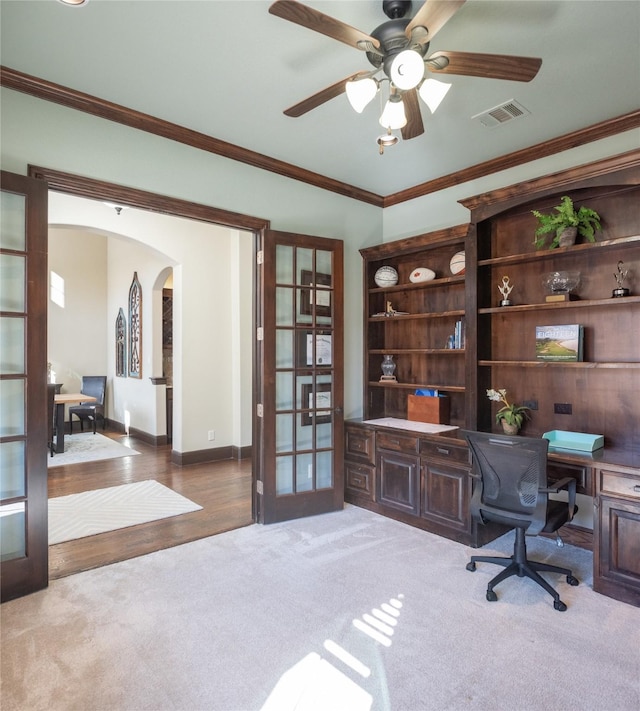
347,149,640,607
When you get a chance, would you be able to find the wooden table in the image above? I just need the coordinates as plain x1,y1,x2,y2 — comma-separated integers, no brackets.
53,393,97,454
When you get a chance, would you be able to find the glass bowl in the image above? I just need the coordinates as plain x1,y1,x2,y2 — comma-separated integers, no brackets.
542,271,581,294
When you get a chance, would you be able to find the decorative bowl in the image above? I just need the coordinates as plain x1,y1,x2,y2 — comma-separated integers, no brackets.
542,271,581,294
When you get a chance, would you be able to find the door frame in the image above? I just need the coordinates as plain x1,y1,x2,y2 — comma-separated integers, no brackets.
28,165,269,523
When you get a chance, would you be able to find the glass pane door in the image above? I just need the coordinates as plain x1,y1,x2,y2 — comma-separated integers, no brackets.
258,231,344,523
0,171,48,602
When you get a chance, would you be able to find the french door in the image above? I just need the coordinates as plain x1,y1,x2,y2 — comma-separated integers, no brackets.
0,171,49,602
256,230,344,523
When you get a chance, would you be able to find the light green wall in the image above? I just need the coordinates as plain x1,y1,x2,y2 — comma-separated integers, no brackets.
2,87,637,432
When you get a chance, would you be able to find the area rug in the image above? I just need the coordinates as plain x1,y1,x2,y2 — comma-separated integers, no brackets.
48,480,203,545
48,432,139,468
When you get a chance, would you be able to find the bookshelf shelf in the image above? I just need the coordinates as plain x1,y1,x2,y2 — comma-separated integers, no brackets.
478,360,639,369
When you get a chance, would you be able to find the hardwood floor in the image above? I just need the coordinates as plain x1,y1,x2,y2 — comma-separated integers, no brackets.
47,430,253,580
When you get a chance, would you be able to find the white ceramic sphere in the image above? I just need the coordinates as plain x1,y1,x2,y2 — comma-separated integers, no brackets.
449,251,466,275
409,267,436,283
374,265,399,287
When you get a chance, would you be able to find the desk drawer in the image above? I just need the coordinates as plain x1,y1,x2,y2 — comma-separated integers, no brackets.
420,440,469,466
345,462,374,499
599,468,640,502
377,432,419,454
345,425,375,463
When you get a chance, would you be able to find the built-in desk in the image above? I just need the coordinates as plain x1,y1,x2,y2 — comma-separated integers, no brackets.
345,419,640,608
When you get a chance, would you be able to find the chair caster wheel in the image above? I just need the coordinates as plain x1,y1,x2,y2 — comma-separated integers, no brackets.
486,590,498,602
466,562,476,572
567,575,579,586
554,600,567,612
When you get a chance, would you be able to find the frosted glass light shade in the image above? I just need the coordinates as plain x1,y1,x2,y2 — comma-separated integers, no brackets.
419,78,452,113
345,78,378,113
379,97,407,130
390,50,425,90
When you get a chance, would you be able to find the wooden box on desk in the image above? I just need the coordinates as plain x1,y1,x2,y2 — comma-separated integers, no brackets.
407,394,450,425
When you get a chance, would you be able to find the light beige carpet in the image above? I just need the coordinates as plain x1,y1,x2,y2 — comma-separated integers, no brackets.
48,480,203,545
48,432,139,468
3,505,639,711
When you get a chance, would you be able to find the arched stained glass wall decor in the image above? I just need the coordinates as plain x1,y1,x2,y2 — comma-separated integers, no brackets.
128,272,142,378
115,308,126,377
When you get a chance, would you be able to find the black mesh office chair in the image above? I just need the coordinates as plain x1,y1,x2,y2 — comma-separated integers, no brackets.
69,376,107,434
462,430,579,611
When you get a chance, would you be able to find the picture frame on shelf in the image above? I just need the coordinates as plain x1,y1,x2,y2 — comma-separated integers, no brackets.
301,383,332,426
300,270,331,318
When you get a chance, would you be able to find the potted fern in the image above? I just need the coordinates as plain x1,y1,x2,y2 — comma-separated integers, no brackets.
532,195,601,249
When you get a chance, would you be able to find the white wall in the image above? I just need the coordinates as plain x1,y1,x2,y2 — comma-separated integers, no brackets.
48,193,253,454
48,227,108,393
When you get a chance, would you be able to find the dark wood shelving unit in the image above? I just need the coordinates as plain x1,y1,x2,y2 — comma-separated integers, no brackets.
346,150,640,606
461,149,640,607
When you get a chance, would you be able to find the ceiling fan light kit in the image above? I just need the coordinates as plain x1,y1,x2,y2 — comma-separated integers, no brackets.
419,78,452,113
390,49,425,90
377,130,399,155
270,0,542,151
380,93,408,130
346,77,379,113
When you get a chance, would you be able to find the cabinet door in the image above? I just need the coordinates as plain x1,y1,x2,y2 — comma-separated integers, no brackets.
377,449,419,515
421,460,470,532
595,496,640,606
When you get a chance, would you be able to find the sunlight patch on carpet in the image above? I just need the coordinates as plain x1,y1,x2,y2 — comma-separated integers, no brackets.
49,480,203,545
48,432,139,468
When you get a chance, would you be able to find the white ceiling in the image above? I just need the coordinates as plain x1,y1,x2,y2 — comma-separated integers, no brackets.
2,0,639,197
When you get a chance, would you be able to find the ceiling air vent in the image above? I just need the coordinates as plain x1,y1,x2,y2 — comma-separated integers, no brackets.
472,99,530,128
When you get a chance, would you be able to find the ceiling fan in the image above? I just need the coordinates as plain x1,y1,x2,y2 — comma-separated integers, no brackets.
269,0,542,149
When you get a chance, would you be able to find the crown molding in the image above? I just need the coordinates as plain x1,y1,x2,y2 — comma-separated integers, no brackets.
2,66,638,209
1,66,384,208
383,110,640,207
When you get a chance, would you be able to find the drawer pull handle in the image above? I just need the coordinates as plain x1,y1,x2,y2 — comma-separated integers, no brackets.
634,485,640,493
390,439,400,446
437,447,450,455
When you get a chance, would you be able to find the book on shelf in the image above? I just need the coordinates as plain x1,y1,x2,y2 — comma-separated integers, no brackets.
447,319,465,349
535,324,584,361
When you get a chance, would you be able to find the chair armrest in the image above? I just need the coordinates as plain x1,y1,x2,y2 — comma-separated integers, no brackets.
541,477,577,520
540,476,574,494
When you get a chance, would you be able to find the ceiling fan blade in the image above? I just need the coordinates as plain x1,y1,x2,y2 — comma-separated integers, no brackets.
269,0,380,51
406,0,466,45
284,72,370,117
427,51,542,82
401,90,424,140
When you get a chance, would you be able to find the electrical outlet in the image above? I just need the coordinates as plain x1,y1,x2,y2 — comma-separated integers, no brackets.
208,430,215,441
554,403,572,415
523,400,538,410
